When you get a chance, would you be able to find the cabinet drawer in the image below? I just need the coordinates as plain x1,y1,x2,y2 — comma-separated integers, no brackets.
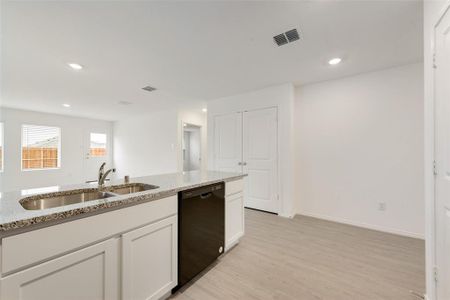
2,195,177,275
226,179,243,196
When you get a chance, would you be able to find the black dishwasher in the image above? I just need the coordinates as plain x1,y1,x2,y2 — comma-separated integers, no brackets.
175,182,225,290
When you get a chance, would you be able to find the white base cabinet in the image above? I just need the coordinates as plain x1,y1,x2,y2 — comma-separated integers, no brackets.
122,216,177,300
225,179,245,251
0,195,178,300
1,238,120,300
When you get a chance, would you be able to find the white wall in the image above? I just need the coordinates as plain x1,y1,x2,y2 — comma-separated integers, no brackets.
207,83,295,217
294,63,424,238
424,1,447,299
0,107,113,192
177,109,207,172
187,129,201,171
113,110,178,178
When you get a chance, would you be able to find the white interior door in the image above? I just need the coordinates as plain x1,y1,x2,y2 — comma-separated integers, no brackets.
435,8,450,300
213,113,242,173
243,107,278,213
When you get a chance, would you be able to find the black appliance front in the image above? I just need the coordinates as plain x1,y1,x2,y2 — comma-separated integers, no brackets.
175,182,225,290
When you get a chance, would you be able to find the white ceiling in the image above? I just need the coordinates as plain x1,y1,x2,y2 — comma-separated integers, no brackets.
1,1,423,121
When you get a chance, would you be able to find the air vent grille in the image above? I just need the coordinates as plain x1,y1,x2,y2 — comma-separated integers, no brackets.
273,33,288,46
285,29,300,42
142,86,157,92
273,28,301,46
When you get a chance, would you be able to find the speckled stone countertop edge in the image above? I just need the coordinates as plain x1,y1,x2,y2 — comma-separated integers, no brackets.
0,173,246,236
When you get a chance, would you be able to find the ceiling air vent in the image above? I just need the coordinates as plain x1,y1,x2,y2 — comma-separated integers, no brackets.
273,33,288,46
273,28,301,46
285,29,300,42
142,86,157,92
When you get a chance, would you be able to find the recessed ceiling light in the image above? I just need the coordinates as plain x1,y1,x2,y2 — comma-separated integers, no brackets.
68,63,83,70
62,104,71,108
183,123,187,127
328,58,342,65
202,108,207,113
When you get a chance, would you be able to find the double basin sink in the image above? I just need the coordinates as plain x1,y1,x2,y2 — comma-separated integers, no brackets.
20,183,159,211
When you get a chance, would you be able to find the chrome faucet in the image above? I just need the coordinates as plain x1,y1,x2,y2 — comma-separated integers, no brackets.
98,162,106,183
98,163,116,189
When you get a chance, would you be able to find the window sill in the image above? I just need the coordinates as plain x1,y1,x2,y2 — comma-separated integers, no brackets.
21,167,61,172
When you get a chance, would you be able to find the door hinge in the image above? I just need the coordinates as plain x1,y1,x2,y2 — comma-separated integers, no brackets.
433,53,437,69
434,266,438,282
433,160,437,176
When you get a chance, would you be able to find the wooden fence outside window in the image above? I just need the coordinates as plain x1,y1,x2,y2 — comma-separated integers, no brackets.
22,147,58,169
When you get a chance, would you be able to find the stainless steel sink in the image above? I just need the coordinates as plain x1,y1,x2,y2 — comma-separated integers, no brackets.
20,190,115,210
20,183,159,210
107,183,159,195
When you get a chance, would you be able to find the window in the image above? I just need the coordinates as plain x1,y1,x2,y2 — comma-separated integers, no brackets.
22,125,61,170
90,133,107,157
0,123,3,171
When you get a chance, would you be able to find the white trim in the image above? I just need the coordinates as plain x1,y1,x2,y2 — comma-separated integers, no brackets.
278,211,295,219
298,212,425,240
180,121,202,172
0,122,4,173
425,2,450,299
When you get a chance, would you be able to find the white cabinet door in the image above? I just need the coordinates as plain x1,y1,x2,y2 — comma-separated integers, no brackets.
225,192,244,251
1,238,119,300
213,112,243,173
122,215,178,300
434,7,450,300
243,107,278,213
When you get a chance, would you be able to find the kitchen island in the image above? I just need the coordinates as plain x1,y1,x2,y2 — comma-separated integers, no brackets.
0,170,246,300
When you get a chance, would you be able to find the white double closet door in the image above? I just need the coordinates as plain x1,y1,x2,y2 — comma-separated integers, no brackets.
213,107,278,213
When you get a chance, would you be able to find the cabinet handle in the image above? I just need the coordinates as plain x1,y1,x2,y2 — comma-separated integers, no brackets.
238,162,242,166
242,162,247,166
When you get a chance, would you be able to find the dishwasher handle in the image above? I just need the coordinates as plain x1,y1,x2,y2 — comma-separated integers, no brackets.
180,183,224,199
200,192,212,199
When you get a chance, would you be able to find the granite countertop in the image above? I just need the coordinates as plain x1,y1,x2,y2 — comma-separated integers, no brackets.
0,170,246,236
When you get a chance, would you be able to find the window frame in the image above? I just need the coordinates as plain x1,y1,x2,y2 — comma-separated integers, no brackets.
21,124,62,172
0,122,3,173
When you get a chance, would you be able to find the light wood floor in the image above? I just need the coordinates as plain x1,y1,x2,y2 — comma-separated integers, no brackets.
172,209,425,300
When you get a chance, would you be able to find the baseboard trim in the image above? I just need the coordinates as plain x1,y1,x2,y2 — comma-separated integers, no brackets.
297,212,425,240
